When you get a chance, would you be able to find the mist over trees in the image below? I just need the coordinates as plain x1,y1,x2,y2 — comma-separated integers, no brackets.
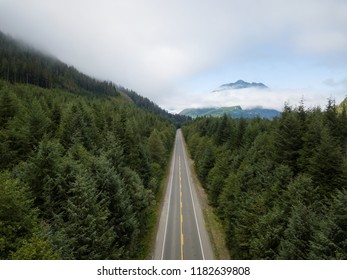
2,28,347,260
183,101,347,259
0,30,177,259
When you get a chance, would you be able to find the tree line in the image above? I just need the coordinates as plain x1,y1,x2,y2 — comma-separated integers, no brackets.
0,31,119,96
0,80,176,259
0,30,189,127
117,86,191,128
183,100,347,259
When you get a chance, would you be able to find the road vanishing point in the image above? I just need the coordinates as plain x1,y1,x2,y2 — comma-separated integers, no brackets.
154,129,214,260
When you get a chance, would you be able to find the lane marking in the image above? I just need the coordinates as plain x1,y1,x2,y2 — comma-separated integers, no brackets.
180,132,206,260
161,137,177,260
179,155,184,260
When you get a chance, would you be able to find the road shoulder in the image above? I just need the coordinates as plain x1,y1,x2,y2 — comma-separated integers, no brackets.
183,140,230,260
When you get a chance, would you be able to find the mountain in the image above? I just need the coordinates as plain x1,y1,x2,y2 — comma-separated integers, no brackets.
180,106,280,119
0,30,180,260
0,31,120,96
117,86,191,127
214,80,268,91
0,30,189,127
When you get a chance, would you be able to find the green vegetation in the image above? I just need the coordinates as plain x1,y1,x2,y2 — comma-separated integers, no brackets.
0,31,119,96
0,81,175,259
180,106,280,119
2,28,346,261
183,101,347,259
337,97,347,114
0,31,178,259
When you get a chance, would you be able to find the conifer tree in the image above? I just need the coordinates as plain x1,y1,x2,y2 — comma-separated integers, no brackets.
55,168,115,259
147,129,166,165
0,171,37,259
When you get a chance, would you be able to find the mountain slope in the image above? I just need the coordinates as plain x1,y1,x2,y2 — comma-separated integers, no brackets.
118,86,191,127
0,31,120,96
0,30,178,260
0,30,189,126
213,80,268,92
180,106,280,119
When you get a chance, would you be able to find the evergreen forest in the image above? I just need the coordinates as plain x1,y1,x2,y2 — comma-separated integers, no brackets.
1,29,347,260
0,31,178,259
183,100,347,259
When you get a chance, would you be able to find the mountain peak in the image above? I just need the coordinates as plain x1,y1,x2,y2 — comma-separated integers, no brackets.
215,80,268,91
179,106,280,119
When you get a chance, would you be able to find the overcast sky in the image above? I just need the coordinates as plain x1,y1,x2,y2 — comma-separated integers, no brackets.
1,0,347,111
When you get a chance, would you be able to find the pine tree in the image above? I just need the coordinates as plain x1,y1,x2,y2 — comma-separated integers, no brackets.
147,129,166,165
308,126,347,196
279,202,318,259
0,171,37,259
0,87,18,128
278,174,320,259
274,106,304,173
215,114,230,145
17,137,65,220
207,148,230,206
55,168,115,259
310,190,347,259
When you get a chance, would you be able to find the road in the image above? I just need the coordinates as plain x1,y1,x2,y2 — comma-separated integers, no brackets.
154,129,214,260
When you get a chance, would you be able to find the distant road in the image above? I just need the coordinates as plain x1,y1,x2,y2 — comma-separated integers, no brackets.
154,129,214,260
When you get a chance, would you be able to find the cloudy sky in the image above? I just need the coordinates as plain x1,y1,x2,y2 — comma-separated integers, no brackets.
1,0,347,112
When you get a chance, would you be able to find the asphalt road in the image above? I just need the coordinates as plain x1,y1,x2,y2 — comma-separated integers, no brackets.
154,129,214,260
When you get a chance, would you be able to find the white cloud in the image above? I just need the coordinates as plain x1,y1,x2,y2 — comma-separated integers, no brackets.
159,87,346,113
1,0,347,110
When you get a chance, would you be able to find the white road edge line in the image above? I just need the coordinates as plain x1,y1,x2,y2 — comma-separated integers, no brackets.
181,131,206,260
161,135,177,260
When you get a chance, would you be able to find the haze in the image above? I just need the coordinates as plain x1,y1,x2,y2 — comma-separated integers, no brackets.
1,0,347,111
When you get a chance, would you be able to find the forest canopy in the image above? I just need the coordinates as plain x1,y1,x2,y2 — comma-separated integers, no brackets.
183,100,347,259
0,80,176,259
0,30,178,259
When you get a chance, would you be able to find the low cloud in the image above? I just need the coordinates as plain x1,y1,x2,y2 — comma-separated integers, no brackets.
1,0,347,111
161,88,346,113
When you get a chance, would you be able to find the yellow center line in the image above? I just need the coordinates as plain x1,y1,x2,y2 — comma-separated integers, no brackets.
179,155,184,260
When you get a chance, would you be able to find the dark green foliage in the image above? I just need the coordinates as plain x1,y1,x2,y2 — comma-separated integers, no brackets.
194,138,215,184
310,190,347,259
179,106,280,119
0,31,178,259
147,129,166,165
54,166,114,260
0,171,37,258
0,171,58,259
279,203,317,259
0,88,18,128
0,31,120,96
121,87,191,128
308,126,347,193
0,81,175,259
183,101,347,259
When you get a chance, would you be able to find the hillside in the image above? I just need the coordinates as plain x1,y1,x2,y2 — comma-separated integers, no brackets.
117,86,191,127
183,99,347,259
213,80,268,92
0,30,189,126
180,106,280,119
0,31,177,259
0,31,120,96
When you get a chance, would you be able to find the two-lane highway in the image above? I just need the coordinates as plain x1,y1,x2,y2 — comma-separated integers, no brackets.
154,129,214,260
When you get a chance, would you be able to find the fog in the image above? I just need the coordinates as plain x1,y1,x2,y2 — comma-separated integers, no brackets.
1,0,347,110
